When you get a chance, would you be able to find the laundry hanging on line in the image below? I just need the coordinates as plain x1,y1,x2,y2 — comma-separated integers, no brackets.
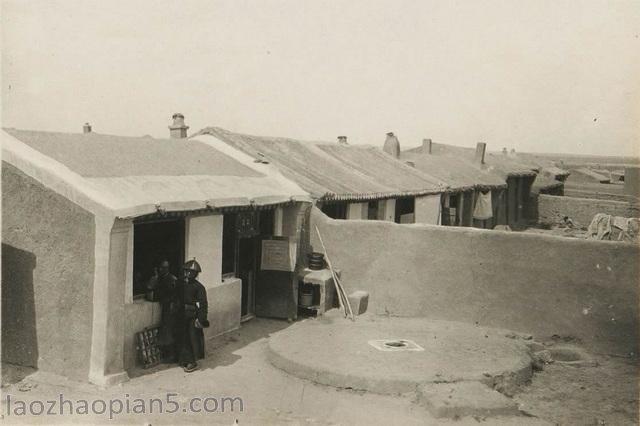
473,191,493,220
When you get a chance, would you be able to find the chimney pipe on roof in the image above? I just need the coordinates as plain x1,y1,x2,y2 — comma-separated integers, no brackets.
337,136,348,145
168,113,189,139
422,138,432,154
383,132,400,159
83,123,92,133
475,142,487,164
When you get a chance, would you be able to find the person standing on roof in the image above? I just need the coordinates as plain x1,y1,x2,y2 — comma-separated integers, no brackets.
176,259,210,372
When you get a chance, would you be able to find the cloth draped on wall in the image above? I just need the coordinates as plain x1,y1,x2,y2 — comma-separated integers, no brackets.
587,213,639,242
473,191,493,220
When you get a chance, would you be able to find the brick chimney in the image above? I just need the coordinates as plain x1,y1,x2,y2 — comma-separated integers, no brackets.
422,138,432,154
337,136,348,145
168,113,189,139
83,123,92,133
383,132,400,158
475,142,487,164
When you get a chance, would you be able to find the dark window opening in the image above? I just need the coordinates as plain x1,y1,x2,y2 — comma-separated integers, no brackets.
321,202,347,220
461,191,474,226
133,219,185,298
367,201,379,220
394,197,415,223
259,209,275,235
222,213,238,277
442,194,459,226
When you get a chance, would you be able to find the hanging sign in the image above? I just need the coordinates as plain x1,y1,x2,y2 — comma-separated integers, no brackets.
261,238,296,272
236,211,259,238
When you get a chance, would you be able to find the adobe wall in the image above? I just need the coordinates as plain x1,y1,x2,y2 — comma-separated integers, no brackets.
310,208,638,355
2,162,96,380
205,278,242,338
123,278,241,371
564,188,637,202
538,194,640,228
123,300,162,371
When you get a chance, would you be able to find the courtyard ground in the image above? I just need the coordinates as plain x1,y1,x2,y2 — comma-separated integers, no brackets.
1,315,637,425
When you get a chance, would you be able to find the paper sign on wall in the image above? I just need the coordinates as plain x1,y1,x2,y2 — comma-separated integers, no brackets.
261,239,296,272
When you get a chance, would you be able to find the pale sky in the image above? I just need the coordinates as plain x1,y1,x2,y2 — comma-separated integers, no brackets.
2,0,639,156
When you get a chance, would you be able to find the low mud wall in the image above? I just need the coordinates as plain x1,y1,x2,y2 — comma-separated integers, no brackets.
564,188,638,203
311,208,638,355
538,194,640,229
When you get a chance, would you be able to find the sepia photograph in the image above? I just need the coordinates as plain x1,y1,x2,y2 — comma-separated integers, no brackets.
1,1,638,424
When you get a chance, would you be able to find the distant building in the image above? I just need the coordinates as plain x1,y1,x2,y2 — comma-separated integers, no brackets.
193,127,449,225
571,168,612,184
404,140,542,229
402,140,507,229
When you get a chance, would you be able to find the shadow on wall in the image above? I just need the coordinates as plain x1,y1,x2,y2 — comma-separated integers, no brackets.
1,243,38,369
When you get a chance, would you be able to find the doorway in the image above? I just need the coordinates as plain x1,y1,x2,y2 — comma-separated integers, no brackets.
320,202,347,219
222,209,276,321
395,197,415,223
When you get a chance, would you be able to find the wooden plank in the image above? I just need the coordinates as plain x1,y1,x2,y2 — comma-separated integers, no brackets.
315,226,354,320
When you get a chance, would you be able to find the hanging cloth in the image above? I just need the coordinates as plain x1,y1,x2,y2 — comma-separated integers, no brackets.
473,190,493,220
587,213,611,240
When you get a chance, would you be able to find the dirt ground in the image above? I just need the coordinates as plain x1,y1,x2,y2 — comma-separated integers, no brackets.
1,318,638,425
524,227,588,239
515,352,638,425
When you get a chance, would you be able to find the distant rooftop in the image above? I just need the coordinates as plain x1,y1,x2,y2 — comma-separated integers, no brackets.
400,149,505,191
404,142,538,179
194,126,447,201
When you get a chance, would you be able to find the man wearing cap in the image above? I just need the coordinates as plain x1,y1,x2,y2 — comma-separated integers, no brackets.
176,259,210,372
146,260,179,362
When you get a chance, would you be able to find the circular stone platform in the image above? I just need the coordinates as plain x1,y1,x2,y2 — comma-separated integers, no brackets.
267,312,534,395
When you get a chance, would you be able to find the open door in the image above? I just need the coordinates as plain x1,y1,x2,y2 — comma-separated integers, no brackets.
237,237,257,319
255,236,297,320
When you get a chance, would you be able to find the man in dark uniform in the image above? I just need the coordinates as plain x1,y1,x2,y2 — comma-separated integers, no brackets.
177,259,210,372
146,260,179,362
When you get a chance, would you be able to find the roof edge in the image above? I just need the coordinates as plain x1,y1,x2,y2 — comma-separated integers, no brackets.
2,129,117,217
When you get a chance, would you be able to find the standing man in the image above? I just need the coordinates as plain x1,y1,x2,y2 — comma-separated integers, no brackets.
146,260,179,362
177,259,210,372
